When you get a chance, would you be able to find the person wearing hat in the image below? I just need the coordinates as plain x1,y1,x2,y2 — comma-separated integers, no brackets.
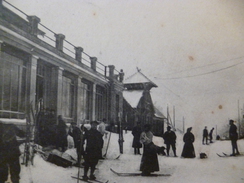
82,121,103,181
163,126,177,157
229,120,240,156
181,127,196,158
0,121,25,183
132,122,142,155
68,122,83,166
139,124,159,176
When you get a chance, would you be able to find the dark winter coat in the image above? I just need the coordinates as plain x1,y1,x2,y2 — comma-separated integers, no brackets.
163,130,177,145
203,129,208,137
0,123,25,183
56,119,68,150
83,128,103,166
181,131,195,158
140,131,159,173
0,123,25,158
68,126,82,148
229,124,238,141
132,125,142,148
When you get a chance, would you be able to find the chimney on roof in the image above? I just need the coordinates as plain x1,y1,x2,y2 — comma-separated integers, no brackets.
27,16,40,36
55,34,65,52
75,47,83,63
108,65,115,78
90,57,97,71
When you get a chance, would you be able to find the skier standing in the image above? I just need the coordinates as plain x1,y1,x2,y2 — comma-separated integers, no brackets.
82,121,103,181
140,124,159,176
229,120,240,156
163,126,177,157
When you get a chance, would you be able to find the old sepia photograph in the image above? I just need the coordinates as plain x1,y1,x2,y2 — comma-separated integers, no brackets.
1,0,244,182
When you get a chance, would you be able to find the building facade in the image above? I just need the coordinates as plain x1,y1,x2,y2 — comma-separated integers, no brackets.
0,0,123,134
122,69,166,136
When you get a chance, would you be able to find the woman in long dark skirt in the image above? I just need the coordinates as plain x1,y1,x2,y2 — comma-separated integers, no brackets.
140,124,159,176
181,127,196,158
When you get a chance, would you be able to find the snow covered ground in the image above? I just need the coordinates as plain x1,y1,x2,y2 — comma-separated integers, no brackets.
17,130,244,183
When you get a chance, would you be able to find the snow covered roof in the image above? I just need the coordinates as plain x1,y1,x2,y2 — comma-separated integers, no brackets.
154,107,166,119
124,69,157,87
123,90,143,108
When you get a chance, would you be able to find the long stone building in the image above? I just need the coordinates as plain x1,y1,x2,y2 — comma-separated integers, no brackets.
0,0,124,138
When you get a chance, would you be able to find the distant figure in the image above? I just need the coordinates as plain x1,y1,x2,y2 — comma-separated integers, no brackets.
68,122,83,166
0,122,25,183
181,127,196,158
140,124,159,176
56,115,68,152
209,127,214,143
119,69,124,82
202,126,208,145
163,126,177,157
97,118,108,159
82,121,103,181
132,122,142,155
229,120,240,156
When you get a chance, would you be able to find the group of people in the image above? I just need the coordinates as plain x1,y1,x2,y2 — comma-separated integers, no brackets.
131,119,241,176
0,118,241,182
202,126,215,145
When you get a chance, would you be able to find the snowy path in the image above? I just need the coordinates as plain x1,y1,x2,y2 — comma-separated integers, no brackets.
19,131,244,183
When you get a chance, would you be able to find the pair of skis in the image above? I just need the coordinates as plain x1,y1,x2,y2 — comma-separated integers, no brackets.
110,168,171,177
71,176,108,183
216,152,244,157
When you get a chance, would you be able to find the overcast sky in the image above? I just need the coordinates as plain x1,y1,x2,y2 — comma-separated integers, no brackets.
6,0,244,135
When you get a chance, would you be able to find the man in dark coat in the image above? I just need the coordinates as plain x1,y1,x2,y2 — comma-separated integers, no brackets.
202,126,208,145
68,122,83,166
163,126,177,157
82,121,103,181
132,122,142,155
229,120,240,156
209,127,214,143
181,127,195,158
0,122,25,183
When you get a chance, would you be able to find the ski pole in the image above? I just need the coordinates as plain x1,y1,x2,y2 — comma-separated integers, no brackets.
103,132,111,157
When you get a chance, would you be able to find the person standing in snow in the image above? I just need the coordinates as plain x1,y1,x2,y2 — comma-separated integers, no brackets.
202,126,208,145
181,127,196,158
68,122,83,166
140,124,159,176
229,120,240,156
132,122,142,155
209,127,214,143
163,126,177,157
82,121,103,181
0,121,25,183
97,118,108,159
56,115,68,152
